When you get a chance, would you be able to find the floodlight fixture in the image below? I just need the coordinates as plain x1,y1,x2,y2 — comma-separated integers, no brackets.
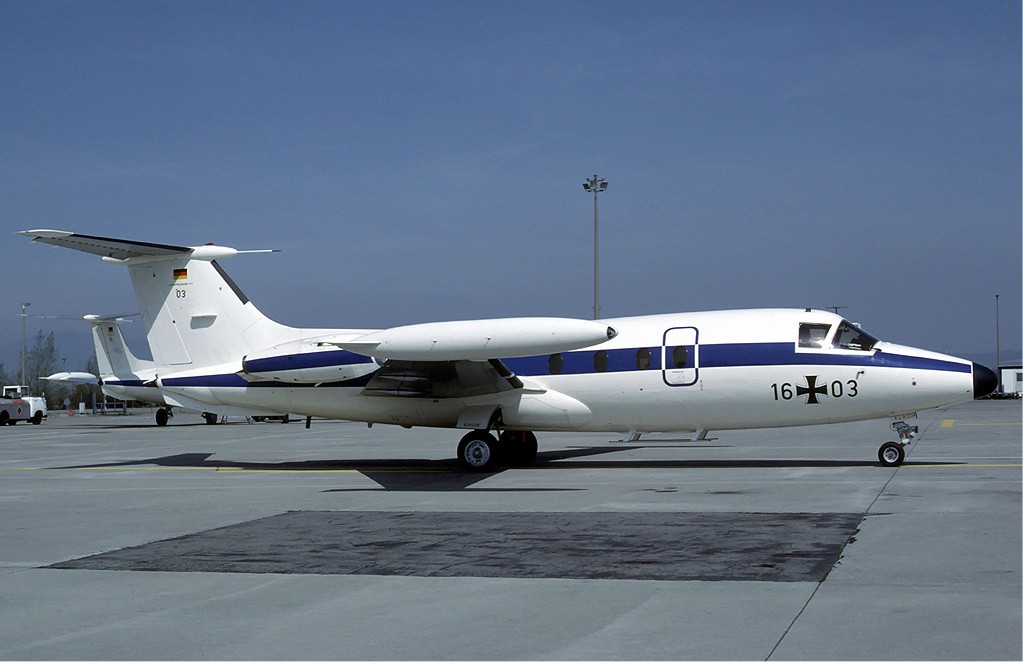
582,175,608,320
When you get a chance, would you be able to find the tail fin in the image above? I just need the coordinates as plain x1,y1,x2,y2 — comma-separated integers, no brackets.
19,230,291,368
85,316,151,378
127,255,290,367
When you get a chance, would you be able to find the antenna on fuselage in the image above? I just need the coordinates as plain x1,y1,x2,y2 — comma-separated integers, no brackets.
825,306,848,315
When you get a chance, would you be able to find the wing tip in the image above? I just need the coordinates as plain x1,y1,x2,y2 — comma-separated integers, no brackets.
16,229,74,239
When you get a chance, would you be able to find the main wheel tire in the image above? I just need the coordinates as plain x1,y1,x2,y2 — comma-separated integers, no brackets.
155,408,169,427
878,441,905,467
31,411,43,425
203,412,218,425
457,431,500,471
499,430,538,466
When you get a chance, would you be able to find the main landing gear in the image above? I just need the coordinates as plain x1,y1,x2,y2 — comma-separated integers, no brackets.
155,407,173,426
457,429,538,472
878,421,918,467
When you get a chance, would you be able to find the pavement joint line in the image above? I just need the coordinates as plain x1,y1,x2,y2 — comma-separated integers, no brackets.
2,462,1021,475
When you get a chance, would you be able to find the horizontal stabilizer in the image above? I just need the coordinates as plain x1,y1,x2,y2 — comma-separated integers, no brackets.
332,317,617,361
18,230,190,260
17,229,278,263
43,371,99,385
83,314,139,324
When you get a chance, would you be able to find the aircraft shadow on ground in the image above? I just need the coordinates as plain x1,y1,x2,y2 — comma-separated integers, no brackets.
84,422,280,430
50,447,964,492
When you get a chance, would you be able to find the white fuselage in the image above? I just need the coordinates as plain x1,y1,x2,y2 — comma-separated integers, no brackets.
155,308,976,434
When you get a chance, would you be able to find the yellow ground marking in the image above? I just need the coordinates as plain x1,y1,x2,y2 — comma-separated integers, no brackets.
941,419,955,428
954,422,1023,427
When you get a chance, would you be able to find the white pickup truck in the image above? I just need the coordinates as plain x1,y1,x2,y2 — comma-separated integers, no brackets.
0,385,47,425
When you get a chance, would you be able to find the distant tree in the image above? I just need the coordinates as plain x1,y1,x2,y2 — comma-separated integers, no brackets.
21,331,59,406
70,355,100,409
0,361,9,388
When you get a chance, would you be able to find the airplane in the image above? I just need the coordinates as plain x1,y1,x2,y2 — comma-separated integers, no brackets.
19,229,998,470
45,314,289,425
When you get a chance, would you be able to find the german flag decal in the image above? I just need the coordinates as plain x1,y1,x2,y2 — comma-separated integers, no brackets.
173,268,188,280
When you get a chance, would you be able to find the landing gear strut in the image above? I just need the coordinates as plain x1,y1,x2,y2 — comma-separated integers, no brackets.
878,421,917,467
500,430,538,466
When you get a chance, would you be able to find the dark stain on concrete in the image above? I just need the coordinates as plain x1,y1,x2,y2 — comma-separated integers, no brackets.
50,511,863,582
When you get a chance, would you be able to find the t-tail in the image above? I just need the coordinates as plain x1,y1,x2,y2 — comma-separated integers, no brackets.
85,315,151,379
19,230,293,371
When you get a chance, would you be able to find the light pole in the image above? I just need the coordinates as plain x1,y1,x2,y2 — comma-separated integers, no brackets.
19,302,30,387
582,175,607,320
995,294,1001,393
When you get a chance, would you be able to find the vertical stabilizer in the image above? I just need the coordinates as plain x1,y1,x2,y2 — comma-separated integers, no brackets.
87,317,151,378
126,256,290,368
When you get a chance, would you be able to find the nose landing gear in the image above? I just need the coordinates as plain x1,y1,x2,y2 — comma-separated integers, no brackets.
878,421,918,467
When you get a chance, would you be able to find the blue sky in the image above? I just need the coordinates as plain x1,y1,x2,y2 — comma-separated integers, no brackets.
2,0,1020,370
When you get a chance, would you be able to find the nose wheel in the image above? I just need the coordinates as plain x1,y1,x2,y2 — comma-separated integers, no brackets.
878,421,918,467
878,441,905,466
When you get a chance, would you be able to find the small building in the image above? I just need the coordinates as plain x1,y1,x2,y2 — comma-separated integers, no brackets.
998,365,1023,395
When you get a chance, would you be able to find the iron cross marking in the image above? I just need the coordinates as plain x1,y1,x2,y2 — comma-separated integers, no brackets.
796,376,828,404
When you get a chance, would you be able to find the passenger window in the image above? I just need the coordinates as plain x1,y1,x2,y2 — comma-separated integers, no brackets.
833,321,878,351
635,348,651,370
593,350,609,373
798,323,831,348
672,346,688,369
548,353,563,375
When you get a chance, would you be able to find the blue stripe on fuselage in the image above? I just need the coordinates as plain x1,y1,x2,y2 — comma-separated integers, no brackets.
104,379,158,388
698,343,971,373
160,342,969,389
162,373,376,388
505,343,969,376
242,349,371,373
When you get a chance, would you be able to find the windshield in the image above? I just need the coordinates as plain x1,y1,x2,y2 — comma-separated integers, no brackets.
833,320,878,351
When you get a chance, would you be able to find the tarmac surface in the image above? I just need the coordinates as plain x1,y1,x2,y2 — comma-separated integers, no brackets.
1,399,1020,660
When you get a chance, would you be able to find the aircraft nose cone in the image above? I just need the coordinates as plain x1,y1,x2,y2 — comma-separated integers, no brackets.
973,362,998,399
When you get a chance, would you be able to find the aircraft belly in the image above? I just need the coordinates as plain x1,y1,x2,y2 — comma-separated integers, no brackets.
207,385,464,427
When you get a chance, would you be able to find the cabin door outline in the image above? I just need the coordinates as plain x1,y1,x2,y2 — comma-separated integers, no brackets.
662,326,699,386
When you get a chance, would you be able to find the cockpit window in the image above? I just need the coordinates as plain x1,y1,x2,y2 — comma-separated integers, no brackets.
798,323,831,348
833,320,878,351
